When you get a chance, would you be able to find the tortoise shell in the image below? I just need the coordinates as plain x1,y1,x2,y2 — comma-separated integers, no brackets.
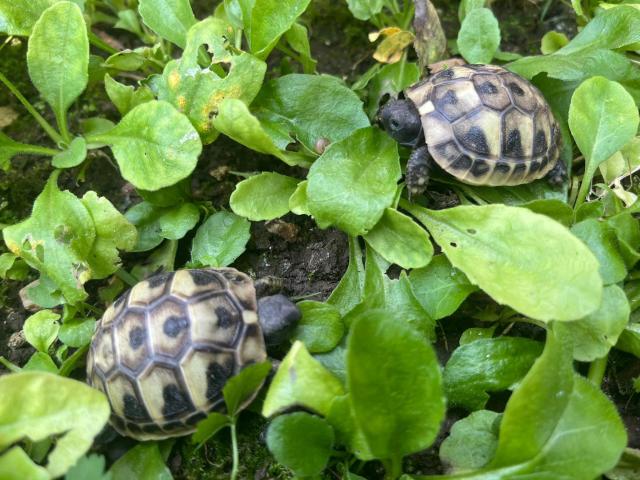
405,64,561,186
86,268,266,441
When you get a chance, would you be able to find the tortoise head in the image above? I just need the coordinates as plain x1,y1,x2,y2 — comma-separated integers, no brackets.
379,99,423,147
257,294,301,346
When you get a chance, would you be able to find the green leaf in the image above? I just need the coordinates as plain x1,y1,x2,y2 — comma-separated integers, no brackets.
241,0,312,59
410,255,474,320
346,0,384,20
459,326,496,345
3,172,95,304
109,443,172,480
307,127,401,236
158,18,267,144
540,31,569,54
192,412,229,446
383,273,436,340
347,309,445,461
230,172,299,221
23,352,59,373
566,284,630,362
263,341,345,417
363,61,420,118
65,454,111,480
138,0,196,48
156,202,200,240
27,1,88,124
104,74,154,117
326,394,373,460
212,98,308,166
293,301,345,353
0,447,48,480
223,361,271,416
443,337,543,411
327,237,364,316
289,180,310,216
364,208,432,269
571,218,627,285
559,6,640,54
267,413,334,477
59,318,95,348
191,211,250,267
403,202,603,322
0,0,59,36
0,372,110,478
521,199,574,227
439,410,501,472
253,74,370,153
52,137,87,169
476,326,627,479
81,191,137,278
284,23,316,73
89,101,202,191
458,0,486,22
569,77,639,204
24,310,60,353
457,8,500,64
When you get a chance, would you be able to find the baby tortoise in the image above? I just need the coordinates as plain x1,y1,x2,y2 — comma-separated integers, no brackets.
86,268,300,440
380,64,566,196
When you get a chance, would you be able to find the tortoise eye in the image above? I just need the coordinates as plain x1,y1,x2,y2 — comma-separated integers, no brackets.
390,119,400,129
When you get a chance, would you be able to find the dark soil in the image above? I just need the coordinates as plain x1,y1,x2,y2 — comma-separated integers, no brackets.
2,1,637,479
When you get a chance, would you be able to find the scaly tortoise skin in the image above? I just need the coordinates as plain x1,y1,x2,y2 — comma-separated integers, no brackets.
385,64,562,189
86,268,266,441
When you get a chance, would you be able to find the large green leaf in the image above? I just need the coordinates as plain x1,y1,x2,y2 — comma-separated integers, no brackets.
457,8,500,64
27,1,88,124
307,127,401,236
0,447,48,480
293,301,345,353
230,172,299,221
23,310,60,353
403,202,603,322
240,0,312,59
0,0,58,35
571,218,627,285
0,372,110,479
138,0,196,48
266,413,334,477
443,337,543,411
347,310,445,462
158,18,267,144
191,211,250,267
569,77,639,205
87,101,202,191
253,74,370,153
109,443,172,480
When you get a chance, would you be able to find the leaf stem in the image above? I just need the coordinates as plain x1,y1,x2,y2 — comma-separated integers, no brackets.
588,355,608,386
0,71,64,145
230,419,240,480
11,143,60,156
574,176,591,209
88,31,119,54
55,110,72,144
115,268,139,286
383,456,402,479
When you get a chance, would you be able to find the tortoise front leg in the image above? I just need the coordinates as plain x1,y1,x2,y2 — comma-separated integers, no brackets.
406,145,434,199
546,159,568,187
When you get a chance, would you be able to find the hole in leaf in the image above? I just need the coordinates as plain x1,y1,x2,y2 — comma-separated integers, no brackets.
467,228,477,234
450,242,457,248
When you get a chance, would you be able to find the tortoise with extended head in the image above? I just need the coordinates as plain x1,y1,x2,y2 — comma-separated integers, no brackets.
379,64,566,196
86,268,300,441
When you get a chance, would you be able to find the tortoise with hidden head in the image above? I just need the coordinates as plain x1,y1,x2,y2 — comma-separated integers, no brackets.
86,268,300,441
379,64,566,197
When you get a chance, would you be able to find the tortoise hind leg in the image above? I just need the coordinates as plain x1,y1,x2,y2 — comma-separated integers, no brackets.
406,145,434,199
546,159,568,187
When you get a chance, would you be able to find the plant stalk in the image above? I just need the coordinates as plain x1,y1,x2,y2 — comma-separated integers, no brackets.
230,419,240,480
0,72,64,145
12,143,59,156
588,355,608,386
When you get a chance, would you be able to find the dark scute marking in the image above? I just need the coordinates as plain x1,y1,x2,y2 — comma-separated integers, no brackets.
206,361,234,400
463,126,491,155
185,412,207,426
503,129,524,158
129,327,145,349
495,162,511,174
189,269,214,286
478,81,498,95
534,130,547,155
162,384,192,418
126,422,143,434
163,315,189,337
540,156,549,169
123,393,150,421
509,82,525,96
142,424,162,434
114,293,127,309
147,272,171,289
529,161,541,173
442,90,457,105
162,420,184,432
215,306,235,329
513,163,526,176
470,159,491,177
451,155,472,170
111,415,125,429
438,69,455,80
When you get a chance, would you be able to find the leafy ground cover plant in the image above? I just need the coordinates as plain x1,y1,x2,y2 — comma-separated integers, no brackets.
0,0,640,478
